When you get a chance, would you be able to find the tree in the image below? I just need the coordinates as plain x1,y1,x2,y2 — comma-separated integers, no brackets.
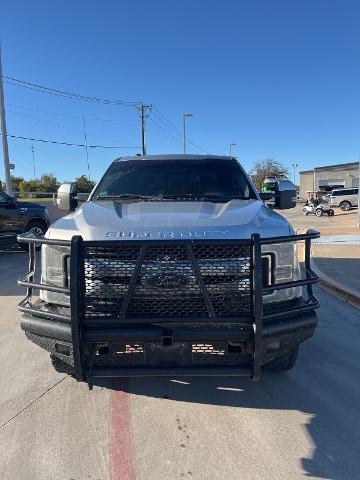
24,179,41,192
10,175,27,192
37,173,59,192
75,175,96,193
250,159,290,191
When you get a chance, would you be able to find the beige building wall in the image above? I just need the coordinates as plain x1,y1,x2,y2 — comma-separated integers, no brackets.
299,171,314,199
300,163,359,199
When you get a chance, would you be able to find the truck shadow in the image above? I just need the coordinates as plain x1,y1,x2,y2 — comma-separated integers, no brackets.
96,344,359,480
0,248,29,296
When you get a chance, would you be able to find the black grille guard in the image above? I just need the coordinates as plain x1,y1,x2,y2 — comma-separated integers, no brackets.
17,230,320,382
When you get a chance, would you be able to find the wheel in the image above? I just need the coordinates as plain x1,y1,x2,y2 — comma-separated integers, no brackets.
329,209,335,216
264,344,299,371
20,220,47,251
340,201,351,211
50,354,75,376
315,208,323,217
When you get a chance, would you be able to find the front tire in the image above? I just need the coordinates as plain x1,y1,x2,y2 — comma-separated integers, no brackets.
315,208,323,217
340,201,351,211
264,344,299,371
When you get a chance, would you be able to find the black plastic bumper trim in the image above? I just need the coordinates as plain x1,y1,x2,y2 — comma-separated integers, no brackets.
262,312,317,336
89,365,253,377
20,315,72,342
20,311,317,344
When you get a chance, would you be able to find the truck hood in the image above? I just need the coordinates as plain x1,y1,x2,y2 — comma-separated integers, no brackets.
47,199,292,241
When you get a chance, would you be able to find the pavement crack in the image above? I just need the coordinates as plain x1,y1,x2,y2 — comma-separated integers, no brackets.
0,377,66,431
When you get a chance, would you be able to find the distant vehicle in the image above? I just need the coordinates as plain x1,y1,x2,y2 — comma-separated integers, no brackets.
261,176,277,193
17,155,319,386
329,188,358,211
0,190,49,249
303,201,334,217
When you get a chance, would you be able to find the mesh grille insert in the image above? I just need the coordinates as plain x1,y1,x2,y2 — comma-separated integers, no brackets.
83,242,254,319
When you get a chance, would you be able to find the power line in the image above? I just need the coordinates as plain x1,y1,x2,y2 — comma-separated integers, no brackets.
148,116,184,145
2,75,142,107
7,108,131,143
7,103,81,119
152,106,210,154
152,107,183,136
3,75,210,154
3,133,140,149
148,117,206,155
6,103,139,122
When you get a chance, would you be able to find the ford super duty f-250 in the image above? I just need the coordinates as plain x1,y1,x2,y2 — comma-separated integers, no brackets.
17,155,319,386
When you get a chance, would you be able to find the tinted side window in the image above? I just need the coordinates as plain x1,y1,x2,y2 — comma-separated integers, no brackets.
332,189,353,196
0,192,8,204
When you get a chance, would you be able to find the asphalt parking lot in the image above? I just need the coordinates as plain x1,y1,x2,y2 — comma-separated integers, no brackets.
281,204,358,233
0,205,359,480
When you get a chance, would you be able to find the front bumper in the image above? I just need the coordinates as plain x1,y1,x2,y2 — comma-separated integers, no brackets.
21,308,317,379
17,231,320,382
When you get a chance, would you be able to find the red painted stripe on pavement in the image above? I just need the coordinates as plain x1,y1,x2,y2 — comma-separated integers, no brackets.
109,380,137,480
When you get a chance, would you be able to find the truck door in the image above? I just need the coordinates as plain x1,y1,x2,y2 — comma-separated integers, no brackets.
0,191,20,242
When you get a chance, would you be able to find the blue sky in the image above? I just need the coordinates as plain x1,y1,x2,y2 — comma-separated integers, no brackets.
1,0,359,184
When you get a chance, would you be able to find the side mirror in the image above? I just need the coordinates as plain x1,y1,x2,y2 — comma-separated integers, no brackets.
56,183,78,212
259,192,274,201
275,180,297,209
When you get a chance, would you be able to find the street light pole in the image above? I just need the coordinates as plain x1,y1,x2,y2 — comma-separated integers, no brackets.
357,155,360,227
292,163,299,184
31,145,36,178
0,46,12,195
183,113,193,154
82,116,91,180
229,143,237,157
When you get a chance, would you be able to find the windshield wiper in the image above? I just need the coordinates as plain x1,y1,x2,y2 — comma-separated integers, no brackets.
200,195,249,201
96,194,164,201
161,194,249,202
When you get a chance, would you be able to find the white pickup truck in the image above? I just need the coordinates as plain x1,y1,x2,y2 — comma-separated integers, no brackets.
17,155,319,386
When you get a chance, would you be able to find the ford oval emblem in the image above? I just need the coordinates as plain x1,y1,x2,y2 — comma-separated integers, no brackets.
142,272,189,289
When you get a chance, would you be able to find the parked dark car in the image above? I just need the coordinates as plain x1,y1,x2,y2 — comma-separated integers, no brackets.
0,190,50,249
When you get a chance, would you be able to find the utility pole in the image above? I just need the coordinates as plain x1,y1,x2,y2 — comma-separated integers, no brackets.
183,113,193,154
82,116,91,180
139,104,151,155
0,46,13,195
229,143,237,157
292,163,299,184
31,145,36,178
357,155,360,227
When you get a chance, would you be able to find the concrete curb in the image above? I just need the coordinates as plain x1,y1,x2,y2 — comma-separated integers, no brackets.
296,228,360,309
310,257,360,309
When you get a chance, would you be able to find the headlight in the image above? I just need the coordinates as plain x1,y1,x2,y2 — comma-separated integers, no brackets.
40,244,70,306
261,242,301,304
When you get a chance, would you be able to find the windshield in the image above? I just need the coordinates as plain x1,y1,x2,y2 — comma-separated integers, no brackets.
93,158,257,201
